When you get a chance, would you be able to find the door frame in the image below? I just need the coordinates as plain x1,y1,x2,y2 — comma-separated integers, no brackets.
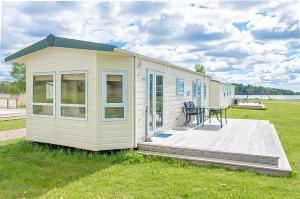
146,69,164,139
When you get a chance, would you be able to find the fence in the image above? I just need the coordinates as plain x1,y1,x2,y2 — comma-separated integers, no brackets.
0,98,18,109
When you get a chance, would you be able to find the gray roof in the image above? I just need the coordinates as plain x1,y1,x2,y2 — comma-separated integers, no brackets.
4,34,117,62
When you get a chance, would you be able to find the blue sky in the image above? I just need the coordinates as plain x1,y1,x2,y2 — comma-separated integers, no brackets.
1,1,300,91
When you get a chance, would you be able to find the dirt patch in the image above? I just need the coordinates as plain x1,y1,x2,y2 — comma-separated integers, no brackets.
0,128,26,141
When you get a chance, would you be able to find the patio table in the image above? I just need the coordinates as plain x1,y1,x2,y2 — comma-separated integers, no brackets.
196,106,228,128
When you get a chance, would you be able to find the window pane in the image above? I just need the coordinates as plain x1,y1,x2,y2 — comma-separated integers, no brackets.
61,106,86,118
192,81,197,97
33,75,53,103
105,107,124,118
176,79,184,95
156,75,163,128
178,81,184,93
61,73,85,104
107,75,123,103
33,105,53,115
197,82,201,97
149,74,153,131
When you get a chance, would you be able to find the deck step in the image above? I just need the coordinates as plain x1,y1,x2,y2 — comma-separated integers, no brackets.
138,143,279,166
138,150,291,176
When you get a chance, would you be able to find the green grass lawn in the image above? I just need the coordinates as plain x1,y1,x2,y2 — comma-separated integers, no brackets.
0,102,300,198
0,119,26,132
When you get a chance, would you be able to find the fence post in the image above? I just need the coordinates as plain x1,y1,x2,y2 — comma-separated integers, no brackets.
7,98,9,109
16,97,19,108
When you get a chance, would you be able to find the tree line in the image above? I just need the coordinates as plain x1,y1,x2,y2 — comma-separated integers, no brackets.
1,63,299,96
232,83,300,95
0,63,26,95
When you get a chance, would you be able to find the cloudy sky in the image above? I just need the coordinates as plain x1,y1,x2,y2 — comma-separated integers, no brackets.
1,1,300,91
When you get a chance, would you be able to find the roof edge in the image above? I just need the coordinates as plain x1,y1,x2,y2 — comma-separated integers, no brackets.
5,34,117,62
115,48,210,79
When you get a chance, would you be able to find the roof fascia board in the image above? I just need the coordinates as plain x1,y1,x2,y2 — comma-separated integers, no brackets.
4,38,50,62
5,34,116,62
115,48,210,79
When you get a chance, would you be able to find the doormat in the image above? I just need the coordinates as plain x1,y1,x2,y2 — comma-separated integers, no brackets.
155,133,173,138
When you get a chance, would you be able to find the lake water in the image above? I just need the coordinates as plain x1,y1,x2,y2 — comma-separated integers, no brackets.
235,95,300,100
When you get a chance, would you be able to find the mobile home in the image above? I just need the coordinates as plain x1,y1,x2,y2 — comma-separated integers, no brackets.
5,34,230,151
209,80,235,108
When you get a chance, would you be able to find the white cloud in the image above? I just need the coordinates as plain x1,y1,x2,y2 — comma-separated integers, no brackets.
0,0,299,91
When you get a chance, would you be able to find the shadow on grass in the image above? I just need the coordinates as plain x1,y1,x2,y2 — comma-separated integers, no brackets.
0,140,134,198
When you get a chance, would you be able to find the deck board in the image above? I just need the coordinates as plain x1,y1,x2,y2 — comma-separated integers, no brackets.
150,119,278,157
139,118,291,176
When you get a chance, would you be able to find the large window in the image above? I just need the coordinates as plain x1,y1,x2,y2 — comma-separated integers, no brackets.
32,73,54,116
60,72,87,119
102,71,128,120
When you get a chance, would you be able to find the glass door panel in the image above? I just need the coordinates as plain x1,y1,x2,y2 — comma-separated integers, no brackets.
149,74,154,133
147,71,163,138
155,75,163,128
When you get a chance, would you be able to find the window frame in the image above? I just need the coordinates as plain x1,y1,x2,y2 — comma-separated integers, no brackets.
204,83,207,98
192,80,197,98
196,79,202,98
102,70,128,121
31,72,56,118
176,78,185,96
59,70,88,120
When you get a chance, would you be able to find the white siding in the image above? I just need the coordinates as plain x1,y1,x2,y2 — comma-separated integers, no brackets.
209,80,234,108
97,52,135,150
22,45,233,150
209,81,220,107
135,58,209,142
26,47,98,150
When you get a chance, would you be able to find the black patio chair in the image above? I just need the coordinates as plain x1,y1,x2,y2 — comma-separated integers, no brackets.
183,101,198,127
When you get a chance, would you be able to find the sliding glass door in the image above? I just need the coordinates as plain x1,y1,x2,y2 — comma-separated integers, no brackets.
147,70,163,138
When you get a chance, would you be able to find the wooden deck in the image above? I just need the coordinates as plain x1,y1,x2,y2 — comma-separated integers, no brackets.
138,119,292,176
232,103,266,110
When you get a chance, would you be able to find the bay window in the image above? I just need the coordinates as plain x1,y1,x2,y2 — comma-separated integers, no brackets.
60,72,87,119
102,71,128,120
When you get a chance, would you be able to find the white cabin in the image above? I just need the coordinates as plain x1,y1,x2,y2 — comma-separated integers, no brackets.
209,80,235,108
5,34,233,151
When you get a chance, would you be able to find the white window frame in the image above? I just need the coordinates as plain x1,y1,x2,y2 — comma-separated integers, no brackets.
192,80,197,98
176,78,185,96
59,71,88,120
204,83,207,98
102,70,128,121
196,79,202,98
32,72,56,118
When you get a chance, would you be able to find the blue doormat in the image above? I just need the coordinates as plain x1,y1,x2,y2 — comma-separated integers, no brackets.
155,133,173,138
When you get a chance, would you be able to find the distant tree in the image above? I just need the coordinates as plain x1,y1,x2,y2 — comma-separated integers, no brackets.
232,83,299,95
0,81,11,93
194,64,206,74
9,63,26,94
